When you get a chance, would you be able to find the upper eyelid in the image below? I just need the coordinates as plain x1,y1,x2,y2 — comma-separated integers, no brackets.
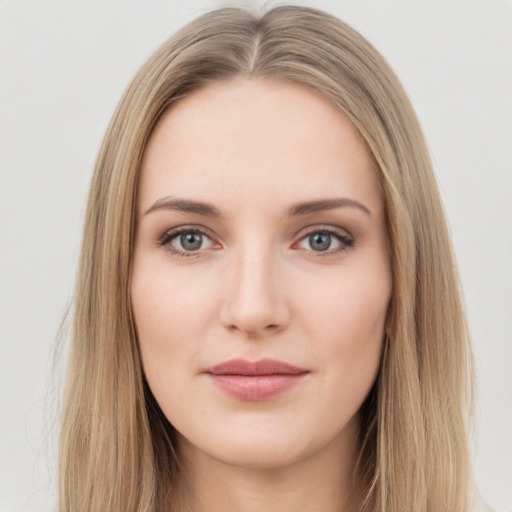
161,224,216,239
295,224,352,240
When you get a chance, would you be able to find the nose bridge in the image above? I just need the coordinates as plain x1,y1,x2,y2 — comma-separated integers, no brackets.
221,238,289,334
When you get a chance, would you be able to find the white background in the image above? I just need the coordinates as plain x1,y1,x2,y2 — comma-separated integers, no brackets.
1,1,511,511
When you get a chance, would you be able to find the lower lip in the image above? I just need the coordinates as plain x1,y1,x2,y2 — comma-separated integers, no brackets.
208,374,308,401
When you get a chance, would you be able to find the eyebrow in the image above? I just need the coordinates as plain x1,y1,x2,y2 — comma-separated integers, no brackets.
144,197,222,217
144,196,371,218
287,198,372,217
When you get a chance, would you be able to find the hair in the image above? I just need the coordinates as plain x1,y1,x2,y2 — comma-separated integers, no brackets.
59,5,475,512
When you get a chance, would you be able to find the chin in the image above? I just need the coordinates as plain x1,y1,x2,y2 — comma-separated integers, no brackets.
175,412,357,473
196,437,311,471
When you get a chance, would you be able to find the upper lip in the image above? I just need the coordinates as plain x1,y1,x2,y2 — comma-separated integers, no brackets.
206,358,309,376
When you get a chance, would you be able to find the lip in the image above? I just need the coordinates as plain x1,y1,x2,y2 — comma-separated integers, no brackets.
204,358,309,401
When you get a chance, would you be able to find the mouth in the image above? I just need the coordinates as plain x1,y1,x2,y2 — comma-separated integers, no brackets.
204,358,310,401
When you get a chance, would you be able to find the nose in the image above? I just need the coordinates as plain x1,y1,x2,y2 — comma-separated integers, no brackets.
219,249,291,337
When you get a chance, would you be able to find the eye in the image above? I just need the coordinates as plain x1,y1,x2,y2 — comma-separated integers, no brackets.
159,227,217,255
296,228,353,254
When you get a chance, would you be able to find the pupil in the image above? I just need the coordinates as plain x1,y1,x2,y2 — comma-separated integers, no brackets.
310,233,331,251
181,233,202,251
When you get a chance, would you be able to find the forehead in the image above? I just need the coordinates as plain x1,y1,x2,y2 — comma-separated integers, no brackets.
139,79,382,215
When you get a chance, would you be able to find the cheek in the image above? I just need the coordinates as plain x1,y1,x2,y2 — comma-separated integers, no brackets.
130,258,217,387
298,262,390,339
297,265,390,391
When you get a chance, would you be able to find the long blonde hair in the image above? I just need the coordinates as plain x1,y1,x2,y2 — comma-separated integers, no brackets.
59,5,474,511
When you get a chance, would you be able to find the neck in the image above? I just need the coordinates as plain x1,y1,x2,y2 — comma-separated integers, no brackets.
174,417,364,512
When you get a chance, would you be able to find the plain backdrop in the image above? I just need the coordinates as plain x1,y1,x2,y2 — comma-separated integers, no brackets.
1,1,511,511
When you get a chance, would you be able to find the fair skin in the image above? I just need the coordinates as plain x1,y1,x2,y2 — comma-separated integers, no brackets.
131,79,392,512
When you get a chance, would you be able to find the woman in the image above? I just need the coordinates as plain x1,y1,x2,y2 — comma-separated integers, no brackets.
59,5,478,511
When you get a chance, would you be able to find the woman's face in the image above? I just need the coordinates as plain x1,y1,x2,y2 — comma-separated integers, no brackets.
131,79,392,470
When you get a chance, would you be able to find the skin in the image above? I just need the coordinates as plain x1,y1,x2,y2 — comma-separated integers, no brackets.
131,79,392,512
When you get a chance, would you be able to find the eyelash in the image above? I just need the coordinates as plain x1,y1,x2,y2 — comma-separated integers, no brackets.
157,225,354,258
